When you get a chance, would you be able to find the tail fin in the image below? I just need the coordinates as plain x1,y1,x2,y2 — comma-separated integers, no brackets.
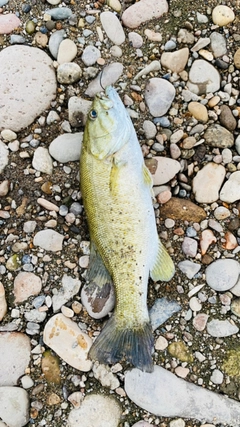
89,315,154,372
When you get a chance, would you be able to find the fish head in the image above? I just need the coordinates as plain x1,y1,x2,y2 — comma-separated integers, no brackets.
84,86,132,160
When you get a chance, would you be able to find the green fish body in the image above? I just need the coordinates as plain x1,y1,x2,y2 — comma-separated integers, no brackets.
80,86,175,372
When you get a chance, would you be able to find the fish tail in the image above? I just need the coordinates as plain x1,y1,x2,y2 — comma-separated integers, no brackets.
89,315,154,372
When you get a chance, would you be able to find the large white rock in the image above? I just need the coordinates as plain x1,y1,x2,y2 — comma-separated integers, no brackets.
0,46,56,131
187,59,220,95
122,0,168,29
0,387,29,427
145,78,175,117
0,332,31,386
49,133,83,163
205,259,240,292
0,141,9,173
150,157,181,185
220,171,240,203
33,229,64,252
100,12,125,45
192,163,226,203
125,366,240,425
43,313,92,371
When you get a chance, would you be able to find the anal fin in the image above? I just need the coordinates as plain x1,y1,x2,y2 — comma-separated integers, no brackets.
150,238,175,282
81,241,115,319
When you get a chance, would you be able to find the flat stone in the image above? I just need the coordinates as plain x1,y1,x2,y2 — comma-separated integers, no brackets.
14,272,42,303
125,366,240,425
32,147,53,175
146,157,180,185
0,14,21,34
160,48,189,74
128,32,143,48
85,63,123,97
57,39,77,64
178,260,201,279
210,32,227,58
0,46,56,132
0,332,31,386
212,5,235,26
188,102,208,122
0,387,29,427
207,319,239,337
160,197,206,222
149,298,181,331
145,78,175,117
45,7,72,20
205,259,240,291
43,313,92,371
182,237,198,258
192,163,226,203
57,62,82,84
100,12,125,45
192,313,208,331
68,96,92,127
33,229,64,252
67,394,121,427
187,59,220,95
220,171,240,203
122,0,168,29
48,29,66,59
52,274,81,312
49,133,83,162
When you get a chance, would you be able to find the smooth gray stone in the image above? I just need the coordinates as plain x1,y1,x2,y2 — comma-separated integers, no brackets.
149,298,181,331
46,7,72,20
48,29,66,59
125,366,240,426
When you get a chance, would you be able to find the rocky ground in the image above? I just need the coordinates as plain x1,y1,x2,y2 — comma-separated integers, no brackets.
1,0,240,426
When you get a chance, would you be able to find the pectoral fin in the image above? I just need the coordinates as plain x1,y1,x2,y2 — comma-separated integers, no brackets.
150,239,175,282
81,241,115,319
142,164,153,188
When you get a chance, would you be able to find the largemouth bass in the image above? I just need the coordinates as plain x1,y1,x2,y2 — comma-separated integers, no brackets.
80,86,175,372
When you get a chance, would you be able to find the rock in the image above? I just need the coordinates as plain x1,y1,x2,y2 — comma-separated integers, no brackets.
48,29,66,59
68,96,92,127
145,78,175,117
108,0,121,13
14,272,42,303
143,120,157,139
122,0,168,29
144,29,162,42
57,39,77,64
0,142,9,173
100,12,125,45
192,163,226,203
41,350,61,384
0,46,56,132
134,60,161,80
57,62,82,84
32,147,53,174
149,298,181,331
207,319,239,337
0,14,21,34
49,133,83,162
219,105,237,131
0,282,7,321
220,171,240,203
191,37,210,52
43,313,92,371
182,237,198,258
234,48,240,69
187,59,220,95
33,229,64,252
1,129,17,141
223,231,238,250
45,7,72,20
210,369,224,385
160,48,189,73
0,387,29,427
214,206,230,220
178,260,201,279
192,313,208,331
177,29,195,44
92,362,120,389
212,5,235,26
160,197,206,222
128,32,143,48
210,32,227,58
67,394,121,427
34,31,48,47
85,63,123,97
81,279,115,320
205,259,240,291
146,157,180,185
231,299,240,317
222,348,240,377
188,102,208,122
124,366,240,425
200,229,217,255
0,332,31,386
52,274,81,312
82,45,101,66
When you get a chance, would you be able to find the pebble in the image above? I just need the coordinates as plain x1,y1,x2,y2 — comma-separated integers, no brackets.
147,157,180,185
144,29,162,42
192,313,208,331
32,147,53,175
214,206,230,220
160,197,206,222
0,14,21,34
82,45,101,66
33,229,64,252
125,366,240,425
48,29,66,59
52,274,81,313
100,12,125,45
49,132,83,162
200,229,217,255
0,387,29,427
143,120,157,139
1,129,17,141
57,62,82,84
205,259,240,291
57,39,77,64
122,0,168,29
0,332,31,386
93,362,120,390
128,32,143,48
207,319,239,337
155,335,168,351
210,32,227,58
210,369,224,385
234,48,240,69
212,5,235,26
188,102,208,122
0,283,7,320
178,260,201,279
0,142,9,173
10,34,26,44
43,313,92,371
187,59,220,95
149,297,181,331
14,272,42,303
145,78,175,117
45,7,72,20
85,62,123,97
0,46,56,132
68,96,92,127
134,60,161,80
219,105,237,131
67,394,121,427
192,163,226,203
160,48,189,74
220,171,240,203
37,198,59,212
182,237,198,258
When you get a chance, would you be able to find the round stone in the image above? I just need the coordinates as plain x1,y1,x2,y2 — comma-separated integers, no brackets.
145,78,175,117
57,62,82,84
205,259,240,292
0,14,21,34
212,5,235,26
187,59,220,95
0,46,56,132
188,102,208,122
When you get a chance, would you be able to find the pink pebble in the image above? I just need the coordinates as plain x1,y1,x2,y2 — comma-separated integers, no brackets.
0,14,21,34
157,190,172,204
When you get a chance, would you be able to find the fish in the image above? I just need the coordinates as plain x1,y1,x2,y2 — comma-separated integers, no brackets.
80,86,175,372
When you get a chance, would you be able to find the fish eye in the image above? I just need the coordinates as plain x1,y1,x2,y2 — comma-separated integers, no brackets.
89,109,98,120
